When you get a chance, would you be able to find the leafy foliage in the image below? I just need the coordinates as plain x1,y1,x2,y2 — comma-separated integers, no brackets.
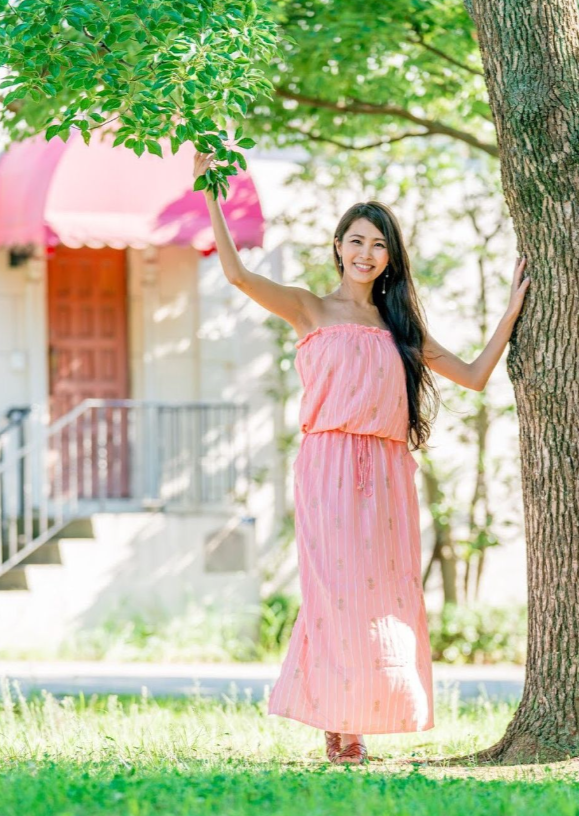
247,0,497,158
0,0,500,198
429,602,527,664
0,0,278,197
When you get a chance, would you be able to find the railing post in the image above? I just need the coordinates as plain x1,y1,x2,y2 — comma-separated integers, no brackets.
97,404,108,510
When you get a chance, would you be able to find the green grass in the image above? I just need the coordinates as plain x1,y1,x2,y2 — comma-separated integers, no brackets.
0,681,577,815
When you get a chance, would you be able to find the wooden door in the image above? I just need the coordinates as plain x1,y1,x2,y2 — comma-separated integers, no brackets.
47,247,129,498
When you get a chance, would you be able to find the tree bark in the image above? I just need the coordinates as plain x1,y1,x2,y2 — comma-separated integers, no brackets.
464,0,579,763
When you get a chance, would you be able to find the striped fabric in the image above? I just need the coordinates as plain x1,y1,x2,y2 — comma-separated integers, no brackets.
267,323,434,734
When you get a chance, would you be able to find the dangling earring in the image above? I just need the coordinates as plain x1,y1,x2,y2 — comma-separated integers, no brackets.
338,255,343,271
382,263,390,294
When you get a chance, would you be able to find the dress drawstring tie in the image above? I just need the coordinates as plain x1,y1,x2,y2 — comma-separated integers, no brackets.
355,434,373,498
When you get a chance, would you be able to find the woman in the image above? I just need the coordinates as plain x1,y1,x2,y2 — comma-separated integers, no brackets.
194,150,530,765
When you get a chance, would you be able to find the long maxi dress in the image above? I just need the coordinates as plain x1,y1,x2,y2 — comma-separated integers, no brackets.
267,323,434,735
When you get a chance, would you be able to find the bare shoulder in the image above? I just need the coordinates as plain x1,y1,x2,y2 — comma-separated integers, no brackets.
290,290,333,338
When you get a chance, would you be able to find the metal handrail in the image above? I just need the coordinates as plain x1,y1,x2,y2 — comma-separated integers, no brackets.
0,407,31,438
0,399,250,578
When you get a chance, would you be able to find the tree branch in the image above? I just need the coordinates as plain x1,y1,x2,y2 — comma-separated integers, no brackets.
409,31,484,77
284,122,429,151
275,87,498,157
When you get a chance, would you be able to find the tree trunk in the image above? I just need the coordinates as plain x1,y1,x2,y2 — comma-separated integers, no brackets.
422,468,459,605
465,0,579,763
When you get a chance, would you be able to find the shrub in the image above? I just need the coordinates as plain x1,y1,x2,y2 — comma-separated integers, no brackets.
428,602,527,665
255,593,301,660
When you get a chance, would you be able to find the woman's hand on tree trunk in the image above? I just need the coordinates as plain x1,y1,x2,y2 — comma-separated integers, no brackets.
505,255,530,322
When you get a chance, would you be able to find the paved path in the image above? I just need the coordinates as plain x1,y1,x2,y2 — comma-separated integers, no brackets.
0,660,524,702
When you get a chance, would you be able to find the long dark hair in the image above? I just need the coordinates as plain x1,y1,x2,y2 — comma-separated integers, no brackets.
333,201,440,452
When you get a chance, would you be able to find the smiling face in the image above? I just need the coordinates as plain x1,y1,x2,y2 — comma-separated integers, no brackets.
335,218,390,283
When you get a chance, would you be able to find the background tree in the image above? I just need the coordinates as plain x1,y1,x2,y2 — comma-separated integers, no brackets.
248,0,496,159
2,0,498,175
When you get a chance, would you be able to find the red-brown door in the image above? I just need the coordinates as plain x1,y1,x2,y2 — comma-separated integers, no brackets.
47,247,129,498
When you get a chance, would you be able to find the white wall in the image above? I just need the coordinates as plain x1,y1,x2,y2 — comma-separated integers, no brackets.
0,249,47,422
128,245,200,402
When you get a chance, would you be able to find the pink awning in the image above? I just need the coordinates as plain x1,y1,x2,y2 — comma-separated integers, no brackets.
0,131,264,253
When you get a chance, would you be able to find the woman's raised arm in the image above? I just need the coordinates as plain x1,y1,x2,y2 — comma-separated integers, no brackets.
195,150,318,329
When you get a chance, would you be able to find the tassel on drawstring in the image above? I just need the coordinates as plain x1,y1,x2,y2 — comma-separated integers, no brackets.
355,435,373,498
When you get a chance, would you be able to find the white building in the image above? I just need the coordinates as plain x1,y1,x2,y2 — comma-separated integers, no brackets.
0,131,291,652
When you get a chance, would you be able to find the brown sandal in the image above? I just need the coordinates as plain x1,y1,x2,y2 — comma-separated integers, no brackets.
324,731,342,762
335,740,368,765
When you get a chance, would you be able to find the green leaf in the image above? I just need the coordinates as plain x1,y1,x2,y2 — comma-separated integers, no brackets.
0,76,27,90
117,29,134,42
186,120,200,138
145,139,163,157
193,175,208,191
45,124,62,141
4,86,28,105
134,140,145,157
204,133,223,149
236,137,256,149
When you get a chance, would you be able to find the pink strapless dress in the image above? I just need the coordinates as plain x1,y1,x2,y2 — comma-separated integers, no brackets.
267,323,434,734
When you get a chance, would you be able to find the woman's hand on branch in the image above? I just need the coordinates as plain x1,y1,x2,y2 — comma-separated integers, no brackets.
505,255,530,322
193,149,215,193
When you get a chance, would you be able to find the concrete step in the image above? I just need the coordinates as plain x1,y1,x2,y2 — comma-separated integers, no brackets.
19,542,62,566
0,566,28,590
1,518,94,563
0,518,94,580
52,518,94,539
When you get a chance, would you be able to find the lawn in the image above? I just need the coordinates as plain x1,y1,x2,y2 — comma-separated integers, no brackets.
0,679,577,815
